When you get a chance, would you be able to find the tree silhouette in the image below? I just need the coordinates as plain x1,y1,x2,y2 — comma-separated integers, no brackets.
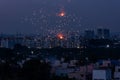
20,59,51,80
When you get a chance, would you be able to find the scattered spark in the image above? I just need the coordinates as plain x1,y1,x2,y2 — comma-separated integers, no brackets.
22,7,82,34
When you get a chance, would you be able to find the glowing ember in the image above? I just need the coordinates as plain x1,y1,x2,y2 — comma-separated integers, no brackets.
60,12,65,17
58,11,66,17
57,34,64,39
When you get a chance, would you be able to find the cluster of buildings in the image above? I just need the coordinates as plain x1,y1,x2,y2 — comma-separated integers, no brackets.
84,28,110,39
0,28,117,49
48,58,120,80
0,28,120,80
0,34,81,49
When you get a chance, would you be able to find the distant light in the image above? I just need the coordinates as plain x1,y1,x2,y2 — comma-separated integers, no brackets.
26,58,31,61
49,46,52,48
59,12,65,17
1,60,6,63
57,10,66,17
37,47,41,49
106,44,110,48
31,51,34,54
77,46,80,48
28,46,31,48
59,36,64,39
57,34,64,40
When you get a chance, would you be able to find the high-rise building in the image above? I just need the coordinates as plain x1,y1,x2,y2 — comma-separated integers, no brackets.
84,29,95,39
97,28,110,39
93,69,112,80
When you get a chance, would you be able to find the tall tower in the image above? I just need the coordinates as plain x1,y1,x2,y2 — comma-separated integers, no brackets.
84,29,95,39
97,28,110,39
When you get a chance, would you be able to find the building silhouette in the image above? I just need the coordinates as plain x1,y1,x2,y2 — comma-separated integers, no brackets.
84,29,95,39
97,28,110,39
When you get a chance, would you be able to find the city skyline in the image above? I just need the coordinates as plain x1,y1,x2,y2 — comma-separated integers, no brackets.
0,0,120,34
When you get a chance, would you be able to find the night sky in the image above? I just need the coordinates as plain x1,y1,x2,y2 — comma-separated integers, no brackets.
0,0,120,34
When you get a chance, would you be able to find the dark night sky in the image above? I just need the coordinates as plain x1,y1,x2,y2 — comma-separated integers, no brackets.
0,0,120,34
